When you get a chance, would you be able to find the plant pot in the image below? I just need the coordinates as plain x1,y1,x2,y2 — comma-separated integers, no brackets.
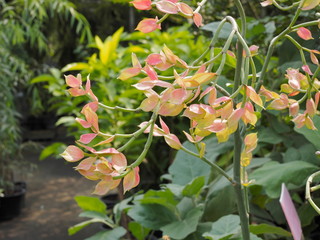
0,182,26,221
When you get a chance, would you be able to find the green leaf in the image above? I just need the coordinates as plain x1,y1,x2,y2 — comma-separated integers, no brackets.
169,142,211,185
182,176,206,197
140,189,178,211
201,22,233,39
204,136,234,163
258,127,283,144
161,207,203,240
203,185,237,222
39,142,66,160
128,222,151,240
85,227,126,240
61,62,90,72
74,196,106,214
295,115,320,149
55,116,75,126
79,211,111,222
68,219,100,235
203,215,240,240
127,204,179,229
30,74,56,84
298,198,320,227
250,161,319,198
249,224,291,237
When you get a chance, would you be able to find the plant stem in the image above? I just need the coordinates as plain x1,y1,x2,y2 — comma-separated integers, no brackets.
233,1,250,239
306,170,320,214
181,146,235,184
233,128,250,240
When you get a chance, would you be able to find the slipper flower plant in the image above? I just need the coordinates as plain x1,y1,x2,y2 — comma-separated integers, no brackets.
61,0,320,239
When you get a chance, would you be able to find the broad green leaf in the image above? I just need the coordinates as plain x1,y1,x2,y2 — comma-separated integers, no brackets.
74,196,106,214
203,185,237,222
85,227,126,240
201,22,233,39
169,142,210,185
249,224,291,237
284,144,318,165
258,127,283,144
61,62,90,72
161,207,203,240
203,215,240,240
182,176,206,197
184,222,214,240
295,115,320,149
204,136,234,163
177,197,194,219
127,204,179,229
128,222,151,240
140,189,178,211
298,198,320,227
250,161,319,198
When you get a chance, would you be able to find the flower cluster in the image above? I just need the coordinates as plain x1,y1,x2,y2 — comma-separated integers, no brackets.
61,75,140,195
131,0,204,33
61,35,319,192
60,0,320,194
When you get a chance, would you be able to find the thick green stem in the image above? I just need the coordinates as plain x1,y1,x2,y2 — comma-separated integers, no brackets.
233,128,250,239
233,1,250,239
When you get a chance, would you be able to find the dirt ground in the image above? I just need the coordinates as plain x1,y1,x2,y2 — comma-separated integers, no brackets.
0,150,104,240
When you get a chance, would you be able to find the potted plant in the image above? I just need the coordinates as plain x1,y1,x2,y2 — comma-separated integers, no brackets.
0,98,27,221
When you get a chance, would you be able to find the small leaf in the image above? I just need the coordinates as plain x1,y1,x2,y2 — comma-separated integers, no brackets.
302,0,320,10
123,167,140,193
60,145,84,162
193,13,203,27
156,0,178,14
118,67,141,81
130,0,152,10
79,133,98,144
297,27,313,40
135,18,161,33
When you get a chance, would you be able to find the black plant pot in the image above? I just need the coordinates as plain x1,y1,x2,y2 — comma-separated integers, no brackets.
0,182,26,221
